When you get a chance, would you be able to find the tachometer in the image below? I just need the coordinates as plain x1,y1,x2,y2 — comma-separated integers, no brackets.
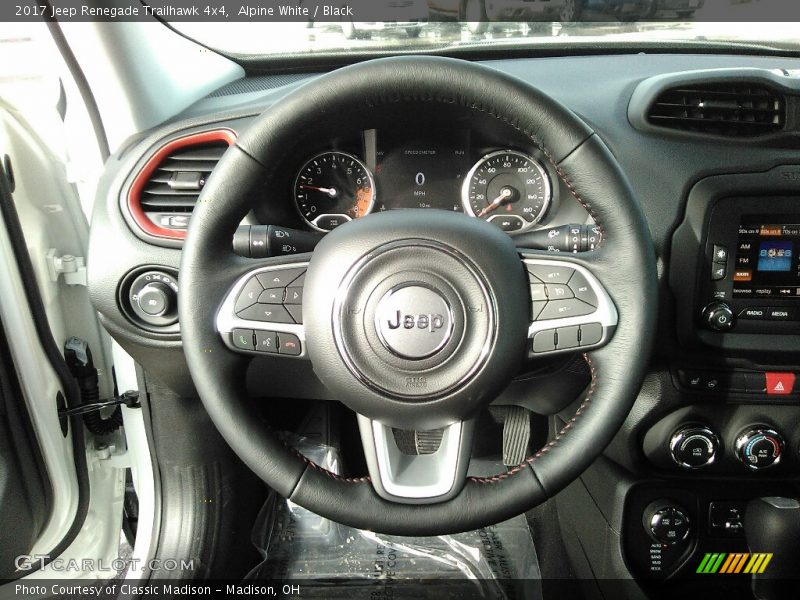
294,151,375,231
462,150,551,233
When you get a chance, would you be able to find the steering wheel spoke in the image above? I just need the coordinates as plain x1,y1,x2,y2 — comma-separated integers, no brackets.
522,253,618,356
357,415,474,504
216,258,310,358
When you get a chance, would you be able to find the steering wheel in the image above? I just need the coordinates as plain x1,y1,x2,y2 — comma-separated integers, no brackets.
179,56,657,536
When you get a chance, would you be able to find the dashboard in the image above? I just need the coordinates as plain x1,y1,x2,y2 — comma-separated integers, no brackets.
88,51,800,598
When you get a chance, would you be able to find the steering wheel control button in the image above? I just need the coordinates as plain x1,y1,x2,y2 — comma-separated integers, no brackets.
736,427,784,470
531,300,547,321
285,304,303,324
579,322,603,346
255,330,277,353
567,271,598,307
285,287,303,305
669,425,720,469
374,285,454,360
545,283,574,300
527,264,575,284
232,329,254,351
235,277,264,313
532,329,556,353
556,326,580,350
646,505,691,545
256,268,306,289
258,288,284,304
538,298,595,321
237,303,294,324
765,372,795,395
529,284,547,302
278,333,302,356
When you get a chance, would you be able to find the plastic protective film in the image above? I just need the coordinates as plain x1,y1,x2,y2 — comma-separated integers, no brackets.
246,436,542,599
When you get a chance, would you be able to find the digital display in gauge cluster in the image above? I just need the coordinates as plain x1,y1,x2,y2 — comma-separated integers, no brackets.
372,130,469,214
292,129,553,232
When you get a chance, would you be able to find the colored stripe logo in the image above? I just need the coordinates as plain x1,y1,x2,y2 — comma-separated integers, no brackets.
696,553,772,574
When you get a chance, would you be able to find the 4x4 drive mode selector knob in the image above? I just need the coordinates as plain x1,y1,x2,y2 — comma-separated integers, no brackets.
670,425,720,469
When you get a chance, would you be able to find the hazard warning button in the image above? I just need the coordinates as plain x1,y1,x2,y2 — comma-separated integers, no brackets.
765,372,795,396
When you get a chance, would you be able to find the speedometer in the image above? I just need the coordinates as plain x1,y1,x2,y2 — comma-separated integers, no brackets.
294,151,375,232
462,150,551,233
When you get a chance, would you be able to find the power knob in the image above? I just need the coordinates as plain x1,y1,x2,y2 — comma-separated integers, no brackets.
669,425,720,469
701,302,735,332
736,427,784,470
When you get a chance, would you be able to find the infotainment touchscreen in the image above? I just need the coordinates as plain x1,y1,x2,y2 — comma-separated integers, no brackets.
733,215,800,298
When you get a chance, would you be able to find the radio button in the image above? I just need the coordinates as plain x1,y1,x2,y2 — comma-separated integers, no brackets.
739,307,768,320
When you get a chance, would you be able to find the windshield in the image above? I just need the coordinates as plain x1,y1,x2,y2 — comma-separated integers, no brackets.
172,18,800,57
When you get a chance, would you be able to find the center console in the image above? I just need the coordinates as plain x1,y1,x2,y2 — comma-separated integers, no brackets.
619,166,800,592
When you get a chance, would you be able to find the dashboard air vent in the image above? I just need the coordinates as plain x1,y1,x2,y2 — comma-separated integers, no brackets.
128,130,236,240
647,83,785,137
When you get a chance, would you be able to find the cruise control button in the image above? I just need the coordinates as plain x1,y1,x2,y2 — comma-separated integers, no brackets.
258,288,284,304
545,284,574,300
285,304,303,324
531,301,547,321
231,329,254,351
256,268,306,289
527,264,575,284
278,332,302,356
556,325,580,350
285,287,303,305
532,329,556,353
567,271,598,307
530,284,547,302
255,330,277,353
237,304,295,324
579,322,603,346
538,298,595,320
234,277,264,313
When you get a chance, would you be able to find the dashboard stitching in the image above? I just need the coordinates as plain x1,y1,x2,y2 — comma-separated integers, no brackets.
468,352,597,484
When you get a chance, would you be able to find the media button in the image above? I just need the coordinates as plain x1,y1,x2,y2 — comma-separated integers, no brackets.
767,307,794,321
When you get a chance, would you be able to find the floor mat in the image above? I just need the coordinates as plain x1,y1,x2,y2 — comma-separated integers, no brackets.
246,436,542,600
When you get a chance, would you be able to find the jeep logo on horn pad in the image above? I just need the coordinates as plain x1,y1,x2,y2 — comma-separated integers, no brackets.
375,285,454,359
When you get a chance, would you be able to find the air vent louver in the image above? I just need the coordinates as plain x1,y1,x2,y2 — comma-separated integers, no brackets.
141,141,228,213
648,83,785,137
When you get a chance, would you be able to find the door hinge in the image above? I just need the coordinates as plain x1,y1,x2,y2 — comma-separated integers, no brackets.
46,248,87,286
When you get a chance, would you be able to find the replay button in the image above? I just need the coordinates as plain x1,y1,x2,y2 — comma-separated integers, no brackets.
375,284,454,359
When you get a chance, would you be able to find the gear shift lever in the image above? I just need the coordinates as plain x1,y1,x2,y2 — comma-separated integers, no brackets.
744,497,800,600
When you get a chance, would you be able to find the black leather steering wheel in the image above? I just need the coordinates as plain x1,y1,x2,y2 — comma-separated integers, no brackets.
179,56,657,535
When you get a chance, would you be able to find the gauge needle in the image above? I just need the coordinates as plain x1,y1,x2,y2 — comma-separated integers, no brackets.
301,184,338,197
477,188,513,218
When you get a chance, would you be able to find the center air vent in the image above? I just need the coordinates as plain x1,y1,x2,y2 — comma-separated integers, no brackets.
128,130,235,240
648,83,786,137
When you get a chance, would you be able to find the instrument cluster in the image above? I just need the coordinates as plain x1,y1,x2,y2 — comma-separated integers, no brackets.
289,128,556,234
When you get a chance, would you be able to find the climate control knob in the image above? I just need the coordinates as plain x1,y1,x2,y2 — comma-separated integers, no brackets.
670,425,720,469
702,302,735,332
736,427,784,470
